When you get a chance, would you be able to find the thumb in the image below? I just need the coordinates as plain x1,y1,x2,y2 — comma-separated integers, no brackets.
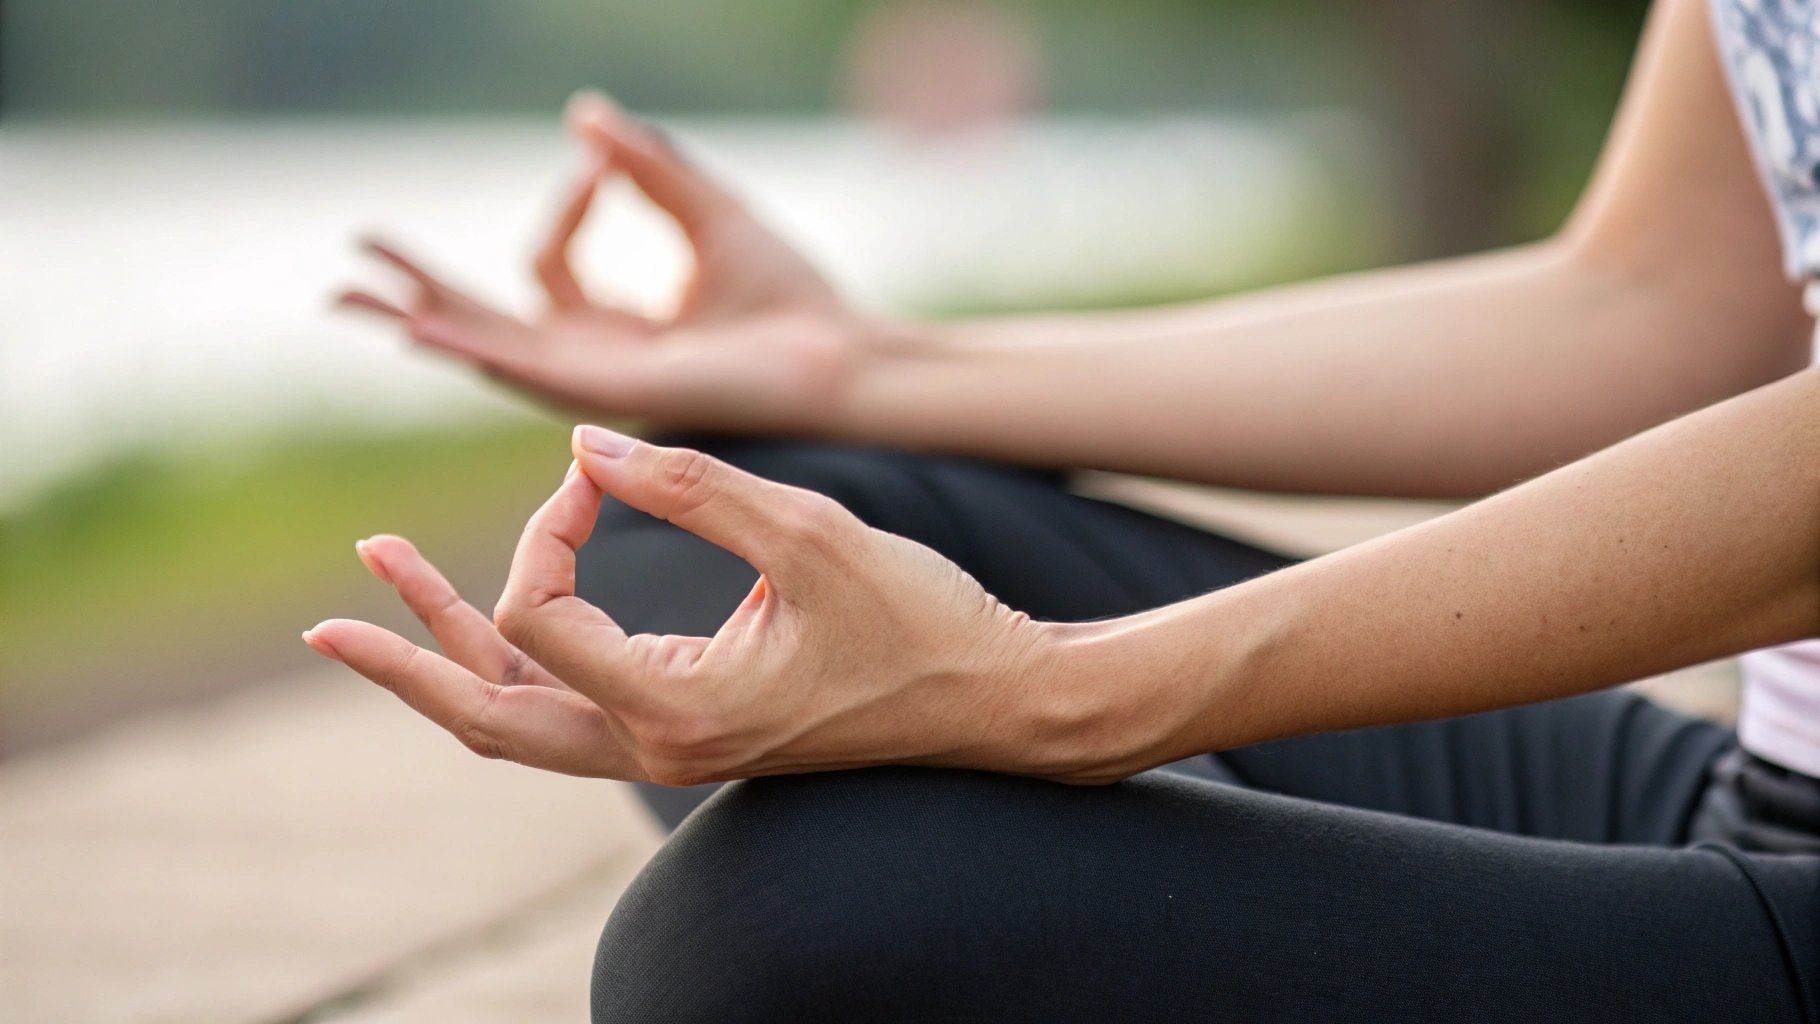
563,89,738,246
570,424,852,581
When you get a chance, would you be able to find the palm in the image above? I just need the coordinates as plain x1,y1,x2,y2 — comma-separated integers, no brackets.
337,92,849,430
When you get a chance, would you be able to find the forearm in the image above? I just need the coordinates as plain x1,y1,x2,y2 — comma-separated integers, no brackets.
826,0,1804,499
836,239,1800,498
1036,367,1820,779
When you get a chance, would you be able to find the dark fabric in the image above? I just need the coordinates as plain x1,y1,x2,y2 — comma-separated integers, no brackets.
575,438,1820,1023
576,437,1291,826
597,768,1818,1023
1693,748,1820,854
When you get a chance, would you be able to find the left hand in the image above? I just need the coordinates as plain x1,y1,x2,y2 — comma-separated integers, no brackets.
334,92,866,433
302,426,1060,785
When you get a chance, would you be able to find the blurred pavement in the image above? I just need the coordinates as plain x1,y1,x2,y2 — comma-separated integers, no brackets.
0,671,661,1023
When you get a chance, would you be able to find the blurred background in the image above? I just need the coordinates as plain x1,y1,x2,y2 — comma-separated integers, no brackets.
1,0,1670,1019
0,0,1653,756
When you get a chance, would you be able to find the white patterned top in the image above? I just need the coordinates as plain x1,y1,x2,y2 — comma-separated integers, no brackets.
1711,0,1820,775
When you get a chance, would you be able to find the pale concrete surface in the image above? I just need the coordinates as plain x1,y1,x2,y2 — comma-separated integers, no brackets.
325,853,650,1024
0,671,661,1024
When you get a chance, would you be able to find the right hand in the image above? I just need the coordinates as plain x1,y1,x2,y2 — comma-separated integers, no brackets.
336,90,869,433
304,427,1072,787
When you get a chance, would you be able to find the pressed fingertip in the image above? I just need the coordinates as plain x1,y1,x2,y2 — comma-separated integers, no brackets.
575,423,635,458
565,87,618,121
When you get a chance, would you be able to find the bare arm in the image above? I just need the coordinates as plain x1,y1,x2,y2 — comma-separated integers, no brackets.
836,0,1807,497
344,1,1803,497
1038,366,1820,779
306,362,1820,786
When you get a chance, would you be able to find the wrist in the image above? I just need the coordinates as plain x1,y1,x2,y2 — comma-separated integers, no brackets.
822,314,962,443
1004,589,1290,784
986,616,1208,784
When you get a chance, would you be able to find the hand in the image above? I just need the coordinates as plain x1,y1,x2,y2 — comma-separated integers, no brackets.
335,91,868,433
302,426,1064,785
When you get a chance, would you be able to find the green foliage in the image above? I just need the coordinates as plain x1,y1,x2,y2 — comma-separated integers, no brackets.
0,421,572,709
4,0,1643,119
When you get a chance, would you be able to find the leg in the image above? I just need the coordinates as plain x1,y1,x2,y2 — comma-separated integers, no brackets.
579,437,1732,842
1220,689,1733,844
577,437,1730,842
593,767,1820,1022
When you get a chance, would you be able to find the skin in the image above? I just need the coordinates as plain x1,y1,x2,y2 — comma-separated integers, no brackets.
313,0,1820,784
307,426,1041,784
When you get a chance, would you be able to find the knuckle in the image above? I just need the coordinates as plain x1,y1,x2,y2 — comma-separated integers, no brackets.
654,447,717,517
771,490,848,553
498,648,535,687
430,589,466,618
637,754,709,788
374,643,420,693
420,588,466,629
454,723,509,760
634,712,715,759
491,601,534,649
453,685,509,761
628,708,727,784
641,765,692,787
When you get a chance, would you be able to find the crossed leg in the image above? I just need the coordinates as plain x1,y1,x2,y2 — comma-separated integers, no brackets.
575,438,1817,1022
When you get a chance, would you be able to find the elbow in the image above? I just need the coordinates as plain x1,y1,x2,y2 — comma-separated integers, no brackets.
1551,221,1812,396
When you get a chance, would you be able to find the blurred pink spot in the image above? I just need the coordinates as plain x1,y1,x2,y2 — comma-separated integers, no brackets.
841,0,1046,141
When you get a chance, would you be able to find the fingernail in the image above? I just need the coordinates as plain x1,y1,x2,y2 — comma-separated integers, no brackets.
564,459,581,480
302,628,343,663
575,424,635,458
354,539,393,584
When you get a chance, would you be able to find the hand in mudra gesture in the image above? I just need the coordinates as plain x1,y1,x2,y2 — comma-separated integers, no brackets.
336,91,863,432
303,427,1067,786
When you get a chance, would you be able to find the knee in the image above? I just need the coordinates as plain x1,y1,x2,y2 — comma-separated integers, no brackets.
590,768,1268,1022
589,767,1075,1022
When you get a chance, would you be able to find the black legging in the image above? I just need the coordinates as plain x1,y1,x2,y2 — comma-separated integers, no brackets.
575,438,1820,1023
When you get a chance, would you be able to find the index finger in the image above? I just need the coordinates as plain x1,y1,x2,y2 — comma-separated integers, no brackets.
564,90,737,245
492,462,639,695
533,162,609,311
570,424,855,581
